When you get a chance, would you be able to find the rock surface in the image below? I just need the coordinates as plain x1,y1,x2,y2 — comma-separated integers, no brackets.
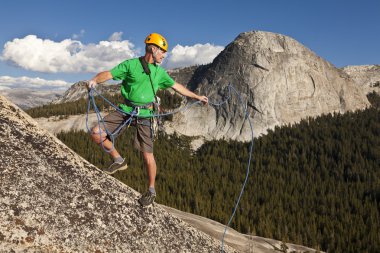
168,65,198,86
51,81,120,104
165,31,370,141
162,206,323,253
1,88,63,109
341,65,380,94
0,94,237,253
34,113,104,134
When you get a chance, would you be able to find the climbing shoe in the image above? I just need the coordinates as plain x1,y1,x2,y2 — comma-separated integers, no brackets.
138,190,156,206
103,159,128,175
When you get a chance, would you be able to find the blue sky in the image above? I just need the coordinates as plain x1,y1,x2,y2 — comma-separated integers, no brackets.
0,0,379,91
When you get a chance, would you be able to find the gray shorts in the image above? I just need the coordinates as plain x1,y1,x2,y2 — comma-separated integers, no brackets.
101,110,153,153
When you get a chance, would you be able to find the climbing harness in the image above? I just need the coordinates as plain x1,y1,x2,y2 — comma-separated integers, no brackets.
86,83,257,252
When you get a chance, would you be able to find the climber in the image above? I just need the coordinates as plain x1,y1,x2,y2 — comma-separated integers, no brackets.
87,33,208,206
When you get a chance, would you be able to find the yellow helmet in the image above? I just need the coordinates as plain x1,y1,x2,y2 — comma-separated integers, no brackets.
145,33,168,52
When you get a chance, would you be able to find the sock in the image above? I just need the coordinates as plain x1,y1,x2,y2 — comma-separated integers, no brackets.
149,187,156,195
114,156,124,164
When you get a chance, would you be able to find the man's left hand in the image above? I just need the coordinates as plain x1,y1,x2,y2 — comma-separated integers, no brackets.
198,96,208,105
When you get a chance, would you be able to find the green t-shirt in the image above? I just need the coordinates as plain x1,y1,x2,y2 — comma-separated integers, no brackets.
110,58,175,117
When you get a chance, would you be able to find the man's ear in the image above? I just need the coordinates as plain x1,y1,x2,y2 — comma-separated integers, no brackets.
146,44,154,53
151,45,158,54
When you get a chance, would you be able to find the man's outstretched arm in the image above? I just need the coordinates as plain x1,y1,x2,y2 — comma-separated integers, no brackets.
88,71,113,89
172,82,208,105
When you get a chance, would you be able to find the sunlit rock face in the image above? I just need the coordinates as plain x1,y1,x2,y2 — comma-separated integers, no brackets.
165,31,369,141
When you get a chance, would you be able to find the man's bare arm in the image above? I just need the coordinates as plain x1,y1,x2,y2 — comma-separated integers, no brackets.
172,82,208,105
88,71,113,89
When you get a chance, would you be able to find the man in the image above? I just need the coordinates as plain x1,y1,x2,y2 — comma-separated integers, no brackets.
88,33,208,206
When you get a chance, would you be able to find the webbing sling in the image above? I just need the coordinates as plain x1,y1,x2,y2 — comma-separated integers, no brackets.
139,56,159,104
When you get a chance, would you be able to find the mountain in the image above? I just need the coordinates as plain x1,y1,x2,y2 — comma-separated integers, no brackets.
168,65,199,85
341,65,380,94
0,94,237,253
1,88,63,109
165,30,370,141
51,80,120,104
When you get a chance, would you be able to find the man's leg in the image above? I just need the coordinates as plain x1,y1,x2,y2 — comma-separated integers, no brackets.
90,111,129,174
91,125,121,159
142,152,157,189
138,152,157,206
136,122,157,206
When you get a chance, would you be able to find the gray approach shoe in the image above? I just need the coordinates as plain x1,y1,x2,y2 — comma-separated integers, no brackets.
103,159,128,175
138,191,156,206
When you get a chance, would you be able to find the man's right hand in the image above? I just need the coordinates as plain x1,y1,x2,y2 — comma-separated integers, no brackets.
87,71,113,90
87,80,97,90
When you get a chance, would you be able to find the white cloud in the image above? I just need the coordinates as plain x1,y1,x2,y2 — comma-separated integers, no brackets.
1,34,224,73
108,32,123,41
165,43,224,69
1,34,139,73
0,75,71,90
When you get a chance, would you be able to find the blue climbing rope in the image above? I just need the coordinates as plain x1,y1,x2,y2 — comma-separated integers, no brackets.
220,85,255,252
86,83,255,252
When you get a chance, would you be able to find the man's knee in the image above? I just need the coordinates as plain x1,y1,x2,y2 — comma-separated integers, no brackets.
142,152,155,163
91,125,107,143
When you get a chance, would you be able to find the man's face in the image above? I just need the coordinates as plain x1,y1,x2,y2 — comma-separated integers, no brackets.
153,46,167,64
